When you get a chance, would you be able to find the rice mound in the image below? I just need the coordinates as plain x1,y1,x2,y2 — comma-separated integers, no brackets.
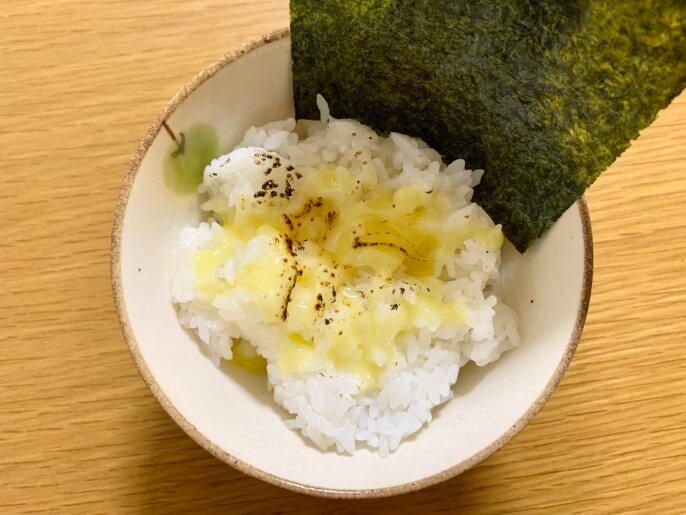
172,97,519,457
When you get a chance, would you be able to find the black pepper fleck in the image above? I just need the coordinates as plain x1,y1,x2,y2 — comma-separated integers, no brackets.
284,180,294,198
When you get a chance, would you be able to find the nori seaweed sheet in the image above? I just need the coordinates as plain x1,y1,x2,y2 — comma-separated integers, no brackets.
291,0,686,251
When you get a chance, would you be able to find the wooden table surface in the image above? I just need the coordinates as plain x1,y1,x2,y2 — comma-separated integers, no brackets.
2,1,685,513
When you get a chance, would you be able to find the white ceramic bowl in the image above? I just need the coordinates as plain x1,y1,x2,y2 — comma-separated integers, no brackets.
111,28,593,498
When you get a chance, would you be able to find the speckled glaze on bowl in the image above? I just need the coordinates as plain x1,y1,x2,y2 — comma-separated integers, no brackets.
111,28,593,498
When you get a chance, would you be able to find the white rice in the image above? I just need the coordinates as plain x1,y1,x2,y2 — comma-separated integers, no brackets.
172,96,519,456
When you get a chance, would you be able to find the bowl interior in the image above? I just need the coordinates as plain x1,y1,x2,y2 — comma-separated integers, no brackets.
114,34,591,496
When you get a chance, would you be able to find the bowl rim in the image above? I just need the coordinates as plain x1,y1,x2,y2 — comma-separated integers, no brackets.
110,27,594,499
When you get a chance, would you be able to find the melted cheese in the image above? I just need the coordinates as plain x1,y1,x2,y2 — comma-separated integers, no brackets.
231,338,267,374
192,167,502,387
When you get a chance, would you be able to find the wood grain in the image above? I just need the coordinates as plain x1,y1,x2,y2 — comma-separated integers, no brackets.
1,1,684,513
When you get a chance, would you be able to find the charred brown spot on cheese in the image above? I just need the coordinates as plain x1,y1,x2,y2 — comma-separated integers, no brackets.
352,236,409,256
282,214,294,231
281,265,299,321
